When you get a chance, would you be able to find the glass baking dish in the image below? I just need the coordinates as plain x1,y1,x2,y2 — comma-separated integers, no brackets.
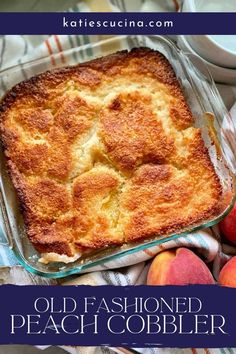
0,35,235,278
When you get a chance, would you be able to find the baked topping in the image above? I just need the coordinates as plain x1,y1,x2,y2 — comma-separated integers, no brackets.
0,48,222,260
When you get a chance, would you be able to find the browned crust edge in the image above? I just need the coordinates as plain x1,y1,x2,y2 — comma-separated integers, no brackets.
0,47,223,257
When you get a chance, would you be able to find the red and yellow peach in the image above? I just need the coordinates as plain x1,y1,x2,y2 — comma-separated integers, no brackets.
219,256,236,287
147,248,215,285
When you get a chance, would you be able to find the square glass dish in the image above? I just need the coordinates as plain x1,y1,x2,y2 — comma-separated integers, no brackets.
0,35,235,278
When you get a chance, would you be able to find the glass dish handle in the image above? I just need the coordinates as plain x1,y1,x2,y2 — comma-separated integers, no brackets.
182,52,212,82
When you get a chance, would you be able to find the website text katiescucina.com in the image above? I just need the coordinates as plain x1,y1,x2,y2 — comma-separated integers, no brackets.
62,16,174,30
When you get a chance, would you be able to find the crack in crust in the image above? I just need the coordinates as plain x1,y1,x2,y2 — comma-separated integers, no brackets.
0,48,222,260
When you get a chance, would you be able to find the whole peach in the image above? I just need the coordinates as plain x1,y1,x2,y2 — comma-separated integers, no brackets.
147,248,215,285
219,256,236,287
219,204,236,246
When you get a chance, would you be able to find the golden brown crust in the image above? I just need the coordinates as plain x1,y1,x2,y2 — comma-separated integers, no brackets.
0,48,222,258
99,91,175,173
